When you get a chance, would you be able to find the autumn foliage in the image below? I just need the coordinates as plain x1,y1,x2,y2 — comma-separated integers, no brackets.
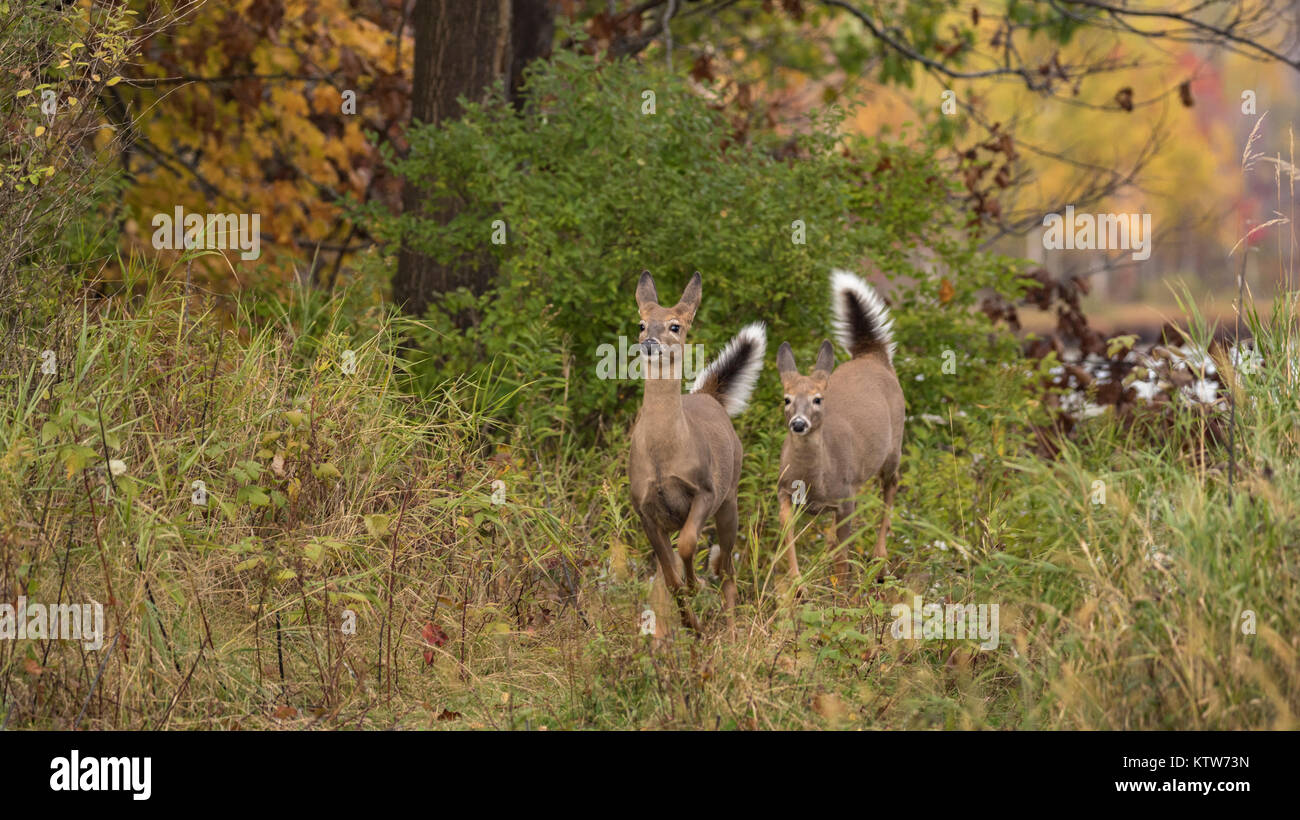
115,0,412,287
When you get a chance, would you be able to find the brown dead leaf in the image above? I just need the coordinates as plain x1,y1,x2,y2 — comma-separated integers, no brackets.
422,621,449,647
421,621,450,665
690,54,714,84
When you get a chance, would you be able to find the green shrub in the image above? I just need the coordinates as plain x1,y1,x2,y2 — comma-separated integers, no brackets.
371,47,1032,442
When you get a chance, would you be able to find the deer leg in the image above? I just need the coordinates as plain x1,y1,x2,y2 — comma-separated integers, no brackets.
642,516,699,633
822,520,842,590
778,492,804,593
714,495,739,629
676,492,713,594
873,472,898,561
832,499,855,589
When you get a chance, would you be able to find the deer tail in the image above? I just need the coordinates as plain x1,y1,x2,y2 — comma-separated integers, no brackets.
830,268,896,363
689,321,767,416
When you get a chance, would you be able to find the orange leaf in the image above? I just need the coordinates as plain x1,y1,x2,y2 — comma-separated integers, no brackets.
938,278,955,304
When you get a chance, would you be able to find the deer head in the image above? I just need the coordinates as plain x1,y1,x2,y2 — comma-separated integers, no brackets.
635,270,701,378
776,339,835,436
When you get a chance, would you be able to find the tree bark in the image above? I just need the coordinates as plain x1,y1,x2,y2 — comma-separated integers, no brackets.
393,0,553,319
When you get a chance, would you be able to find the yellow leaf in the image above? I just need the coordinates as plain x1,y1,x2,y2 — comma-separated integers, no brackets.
105,76,122,87
34,126,45,138
363,514,390,539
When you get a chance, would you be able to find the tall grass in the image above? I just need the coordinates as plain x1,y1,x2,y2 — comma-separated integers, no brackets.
1,255,1297,729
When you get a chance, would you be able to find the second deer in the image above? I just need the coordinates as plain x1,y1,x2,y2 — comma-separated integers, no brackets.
775,269,904,587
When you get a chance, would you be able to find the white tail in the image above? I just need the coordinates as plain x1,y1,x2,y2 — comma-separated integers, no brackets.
690,321,767,416
830,269,895,363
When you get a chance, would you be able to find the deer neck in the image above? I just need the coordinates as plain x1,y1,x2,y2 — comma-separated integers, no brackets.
786,426,830,481
638,359,691,452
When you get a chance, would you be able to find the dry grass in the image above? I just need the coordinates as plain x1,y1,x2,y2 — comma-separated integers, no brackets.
1,264,1298,730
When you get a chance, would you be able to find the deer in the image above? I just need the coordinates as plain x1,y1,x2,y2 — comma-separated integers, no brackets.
627,270,766,633
775,269,904,589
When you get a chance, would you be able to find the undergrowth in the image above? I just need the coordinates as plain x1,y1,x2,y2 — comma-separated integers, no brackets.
2,260,1296,730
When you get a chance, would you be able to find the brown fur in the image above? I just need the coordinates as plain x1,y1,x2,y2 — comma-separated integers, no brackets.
776,337,904,586
628,271,741,632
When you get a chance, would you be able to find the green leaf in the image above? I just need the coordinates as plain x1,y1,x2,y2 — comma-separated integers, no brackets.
234,556,265,572
239,486,270,507
303,540,324,564
312,462,342,482
58,444,97,479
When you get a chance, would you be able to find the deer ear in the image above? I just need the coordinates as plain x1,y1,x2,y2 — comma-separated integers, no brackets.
813,339,835,376
675,271,702,320
776,342,798,377
635,270,658,308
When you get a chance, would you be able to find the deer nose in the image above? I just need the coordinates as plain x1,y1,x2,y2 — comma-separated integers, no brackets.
790,416,808,434
642,338,661,355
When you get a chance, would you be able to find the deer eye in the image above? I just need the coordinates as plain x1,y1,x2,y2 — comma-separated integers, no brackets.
669,323,681,333
783,396,791,405
813,396,822,405
639,322,646,332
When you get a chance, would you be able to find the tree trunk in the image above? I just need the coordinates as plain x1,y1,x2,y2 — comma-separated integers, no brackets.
393,0,553,319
